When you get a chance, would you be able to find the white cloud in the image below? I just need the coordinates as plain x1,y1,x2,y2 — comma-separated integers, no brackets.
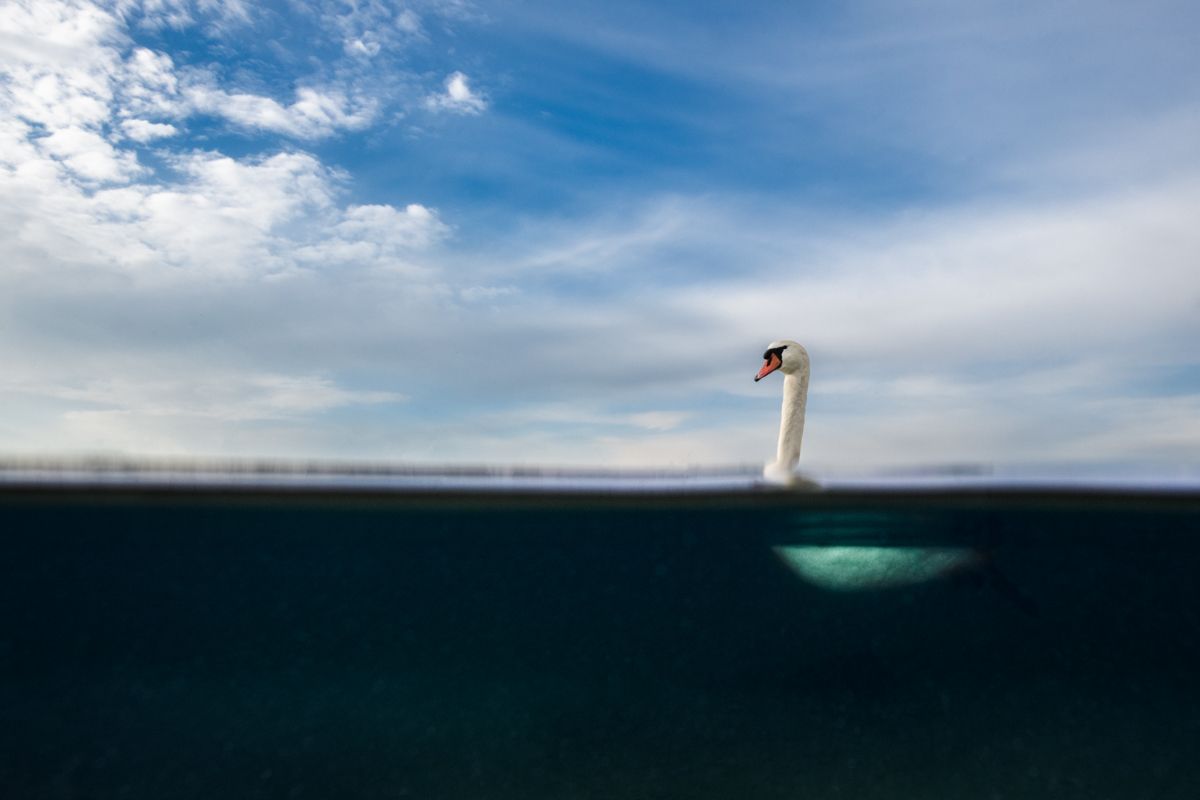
674,178,1200,371
516,199,691,274
345,37,381,58
0,1,122,130
126,0,194,30
3,3,377,147
627,411,690,432
176,151,337,227
425,71,487,114
4,0,488,154
0,135,446,280
1,368,403,457
0,0,434,281
12,370,401,422
121,117,177,141
128,0,252,33
336,203,448,250
38,124,142,181
108,152,333,274
291,202,450,275
1056,396,1200,463
196,0,251,27
482,403,690,433
184,84,376,139
459,285,517,303
395,9,421,34
120,46,177,112
0,0,123,66
317,0,426,59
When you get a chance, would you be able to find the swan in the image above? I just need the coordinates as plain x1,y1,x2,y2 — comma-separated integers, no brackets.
754,339,811,485
755,339,989,593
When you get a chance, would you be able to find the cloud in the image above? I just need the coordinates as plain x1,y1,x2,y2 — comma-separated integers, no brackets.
184,83,377,139
10,370,402,423
335,203,448,251
119,46,178,115
336,4,424,58
128,0,253,33
425,71,487,114
294,202,450,274
0,0,440,277
38,124,142,181
4,0,490,154
674,179,1200,372
2,141,452,282
0,0,123,67
0,141,438,457
121,117,177,141
1,369,403,457
130,151,341,273
481,403,690,433
125,0,194,30
1,1,122,130
345,37,381,58
195,0,251,27
3,3,377,147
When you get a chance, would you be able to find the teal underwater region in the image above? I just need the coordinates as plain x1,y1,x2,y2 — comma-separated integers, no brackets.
2,487,1199,799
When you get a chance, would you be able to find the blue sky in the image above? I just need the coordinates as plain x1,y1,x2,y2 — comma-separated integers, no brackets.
2,0,1200,473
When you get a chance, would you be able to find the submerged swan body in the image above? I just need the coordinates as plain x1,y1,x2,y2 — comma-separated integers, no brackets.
775,545,986,590
755,339,980,590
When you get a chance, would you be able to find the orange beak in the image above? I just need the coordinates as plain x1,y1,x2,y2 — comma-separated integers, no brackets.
755,352,782,382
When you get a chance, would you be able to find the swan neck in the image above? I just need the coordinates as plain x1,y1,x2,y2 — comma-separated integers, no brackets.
776,371,808,470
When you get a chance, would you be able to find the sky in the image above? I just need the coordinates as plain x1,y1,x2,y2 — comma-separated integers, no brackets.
2,0,1199,474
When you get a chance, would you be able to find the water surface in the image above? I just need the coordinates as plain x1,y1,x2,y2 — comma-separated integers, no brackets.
2,470,1198,798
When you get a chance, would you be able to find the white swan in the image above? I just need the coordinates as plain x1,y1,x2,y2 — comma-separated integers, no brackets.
754,339,811,485
756,339,983,591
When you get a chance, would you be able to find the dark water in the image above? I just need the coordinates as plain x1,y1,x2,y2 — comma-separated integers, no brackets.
2,483,1200,799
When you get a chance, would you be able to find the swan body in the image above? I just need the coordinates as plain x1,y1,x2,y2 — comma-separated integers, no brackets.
773,545,985,590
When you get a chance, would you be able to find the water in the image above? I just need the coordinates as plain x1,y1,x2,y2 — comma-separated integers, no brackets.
2,471,1199,798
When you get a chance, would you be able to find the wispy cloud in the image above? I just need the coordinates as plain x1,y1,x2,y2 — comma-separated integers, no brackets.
184,83,376,139
8,371,402,422
128,0,253,33
331,1,424,58
425,71,487,114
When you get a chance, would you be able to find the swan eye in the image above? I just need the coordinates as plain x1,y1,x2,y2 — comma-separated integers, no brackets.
763,346,787,360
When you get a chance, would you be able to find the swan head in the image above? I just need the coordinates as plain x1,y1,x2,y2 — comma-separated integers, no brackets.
754,339,809,382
